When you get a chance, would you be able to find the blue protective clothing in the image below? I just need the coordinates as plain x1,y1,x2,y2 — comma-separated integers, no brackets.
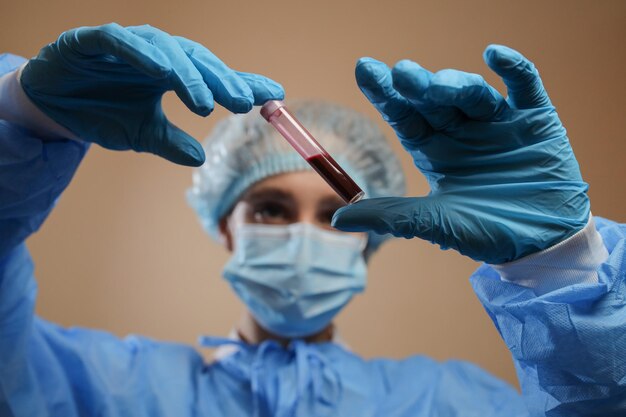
223,223,367,338
1,53,626,417
20,23,284,167
332,45,589,264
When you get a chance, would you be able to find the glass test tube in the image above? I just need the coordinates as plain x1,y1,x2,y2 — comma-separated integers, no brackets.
260,100,364,204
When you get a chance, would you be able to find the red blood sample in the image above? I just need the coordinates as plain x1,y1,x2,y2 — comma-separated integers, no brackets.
306,153,364,204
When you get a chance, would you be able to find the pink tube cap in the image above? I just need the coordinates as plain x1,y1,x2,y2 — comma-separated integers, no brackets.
260,100,285,121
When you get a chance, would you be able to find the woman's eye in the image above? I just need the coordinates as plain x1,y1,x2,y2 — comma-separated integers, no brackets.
252,203,290,224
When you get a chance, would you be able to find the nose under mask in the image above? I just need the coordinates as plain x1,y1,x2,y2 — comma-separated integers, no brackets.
222,223,367,338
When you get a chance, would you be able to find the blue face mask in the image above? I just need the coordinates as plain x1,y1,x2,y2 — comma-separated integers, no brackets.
222,223,367,338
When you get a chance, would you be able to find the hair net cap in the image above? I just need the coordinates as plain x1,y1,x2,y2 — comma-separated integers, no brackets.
187,100,406,254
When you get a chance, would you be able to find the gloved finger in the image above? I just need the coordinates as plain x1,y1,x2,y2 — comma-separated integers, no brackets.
65,23,171,78
332,196,437,241
147,122,206,167
126,26,215,117
235,71,285,105
426,69,507,120
483,44,552,109
356,57,431,142
174,36,256,113
391,60,464,129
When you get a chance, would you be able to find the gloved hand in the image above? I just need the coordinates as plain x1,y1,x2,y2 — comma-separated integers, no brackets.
20,23,284,166
332,45,589,264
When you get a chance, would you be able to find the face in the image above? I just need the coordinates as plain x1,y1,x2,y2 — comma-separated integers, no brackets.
219,171,365,251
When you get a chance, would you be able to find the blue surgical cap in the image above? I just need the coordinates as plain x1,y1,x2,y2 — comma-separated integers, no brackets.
187,100,406,255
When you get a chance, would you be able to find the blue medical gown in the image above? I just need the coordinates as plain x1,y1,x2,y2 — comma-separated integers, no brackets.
1,54,625,417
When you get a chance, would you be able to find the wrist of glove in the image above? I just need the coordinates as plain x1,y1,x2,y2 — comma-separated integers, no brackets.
492,214,607,295
0,64,76,139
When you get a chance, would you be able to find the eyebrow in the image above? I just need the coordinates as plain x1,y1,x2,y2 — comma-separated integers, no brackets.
241,187,345,208
242,187,294,203
317,195,346,209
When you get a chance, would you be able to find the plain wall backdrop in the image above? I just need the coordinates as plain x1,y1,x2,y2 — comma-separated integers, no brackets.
1,0,624,389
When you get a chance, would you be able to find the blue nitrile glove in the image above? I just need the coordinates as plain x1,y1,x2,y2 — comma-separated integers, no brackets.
332,45,589,264
20,23,284,166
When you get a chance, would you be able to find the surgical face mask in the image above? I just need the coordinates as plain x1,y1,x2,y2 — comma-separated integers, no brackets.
222,223,367,338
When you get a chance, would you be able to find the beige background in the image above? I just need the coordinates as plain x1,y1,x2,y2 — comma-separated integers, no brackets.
2,0,625,389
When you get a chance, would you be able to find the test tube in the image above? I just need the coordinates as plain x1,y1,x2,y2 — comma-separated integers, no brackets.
260,100,364,204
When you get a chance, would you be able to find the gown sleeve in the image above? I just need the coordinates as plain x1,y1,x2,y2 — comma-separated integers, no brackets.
0,54,210,417
0,52,89,416
471,216,626,416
